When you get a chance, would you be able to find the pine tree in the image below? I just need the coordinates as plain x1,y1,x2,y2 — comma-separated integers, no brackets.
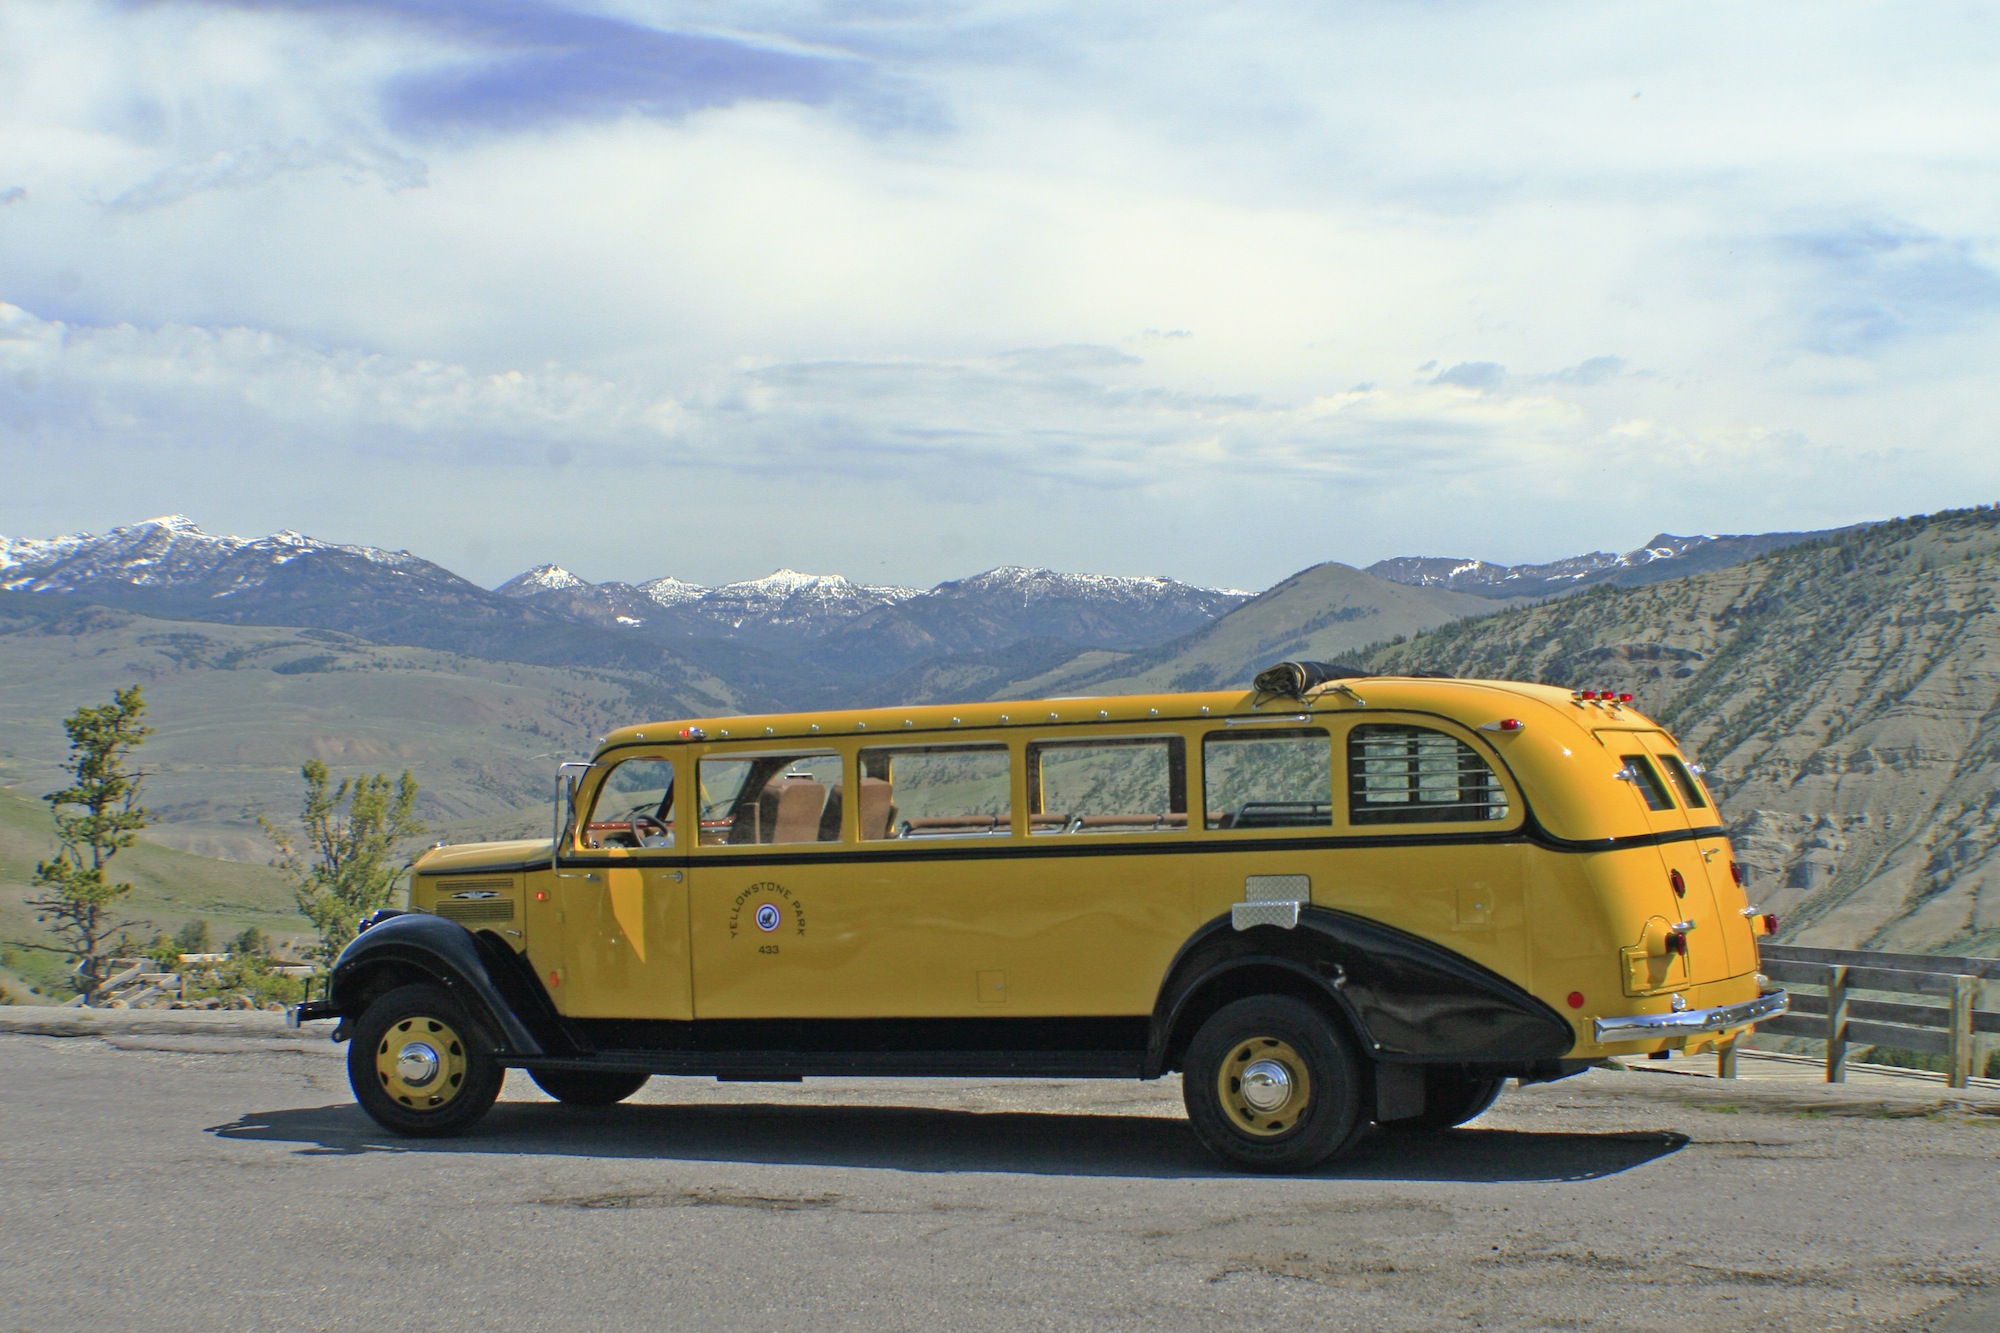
262,761,425,965
25,687,152,1006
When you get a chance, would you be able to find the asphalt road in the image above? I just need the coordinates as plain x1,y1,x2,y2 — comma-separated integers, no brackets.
2,1021,1997,1332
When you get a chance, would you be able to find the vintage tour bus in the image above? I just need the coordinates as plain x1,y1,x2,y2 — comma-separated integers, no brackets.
292,662,1787,1172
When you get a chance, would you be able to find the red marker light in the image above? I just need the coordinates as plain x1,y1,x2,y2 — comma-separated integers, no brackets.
1670,869,1686,898
1499,718,1522,731
1729,861,1746,887
1617,692,1634,703
1580,690,1597,701
1761,913,1780,935
1566,991,1585,1010
548,971,561,987
1665,931,1688,956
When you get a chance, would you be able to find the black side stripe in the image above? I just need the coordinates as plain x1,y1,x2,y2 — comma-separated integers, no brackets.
488,820,1732,873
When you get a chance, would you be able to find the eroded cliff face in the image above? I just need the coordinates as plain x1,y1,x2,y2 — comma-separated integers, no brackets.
1366,505,2000,954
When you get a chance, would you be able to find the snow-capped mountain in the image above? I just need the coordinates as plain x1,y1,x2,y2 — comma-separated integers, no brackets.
1366,530,1840,600
494,563,586,596
494,559,1248,659
0,515,438,597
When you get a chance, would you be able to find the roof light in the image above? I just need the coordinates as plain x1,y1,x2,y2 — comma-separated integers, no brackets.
1479,718,1525,733
678,726,705,740
1617,692,1634,703
1579,690,1597,701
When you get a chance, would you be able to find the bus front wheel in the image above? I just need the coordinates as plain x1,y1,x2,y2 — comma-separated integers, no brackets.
1182,995,1364,1173
347,983,503,1137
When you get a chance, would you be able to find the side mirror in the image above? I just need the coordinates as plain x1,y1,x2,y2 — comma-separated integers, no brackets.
552,762,591,872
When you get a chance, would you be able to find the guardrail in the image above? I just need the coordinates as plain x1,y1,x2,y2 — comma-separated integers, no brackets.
1753,944,1999,1088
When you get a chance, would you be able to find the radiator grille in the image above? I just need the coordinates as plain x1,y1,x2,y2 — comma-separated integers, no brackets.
435,898,515,924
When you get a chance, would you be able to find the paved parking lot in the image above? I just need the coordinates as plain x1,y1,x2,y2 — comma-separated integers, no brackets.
2,1015,1997,1332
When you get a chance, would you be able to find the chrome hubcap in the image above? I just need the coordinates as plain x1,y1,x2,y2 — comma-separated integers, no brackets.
1240,1059,1294,1113
395,1041,441,1087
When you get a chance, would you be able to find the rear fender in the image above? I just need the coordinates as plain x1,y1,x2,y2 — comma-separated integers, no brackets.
1147,906,1573,1076
327,913,546,1057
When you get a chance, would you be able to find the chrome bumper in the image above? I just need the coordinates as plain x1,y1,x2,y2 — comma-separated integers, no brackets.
1593,988,1788,1044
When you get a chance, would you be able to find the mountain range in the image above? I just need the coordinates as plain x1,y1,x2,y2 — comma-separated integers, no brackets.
2,505,1993,962
1,516,1831,710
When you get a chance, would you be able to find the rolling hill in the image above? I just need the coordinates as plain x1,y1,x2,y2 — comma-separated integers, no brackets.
1361,504,2000,956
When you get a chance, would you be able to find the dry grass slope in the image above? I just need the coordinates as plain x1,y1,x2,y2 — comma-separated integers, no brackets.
1365,505,2000,955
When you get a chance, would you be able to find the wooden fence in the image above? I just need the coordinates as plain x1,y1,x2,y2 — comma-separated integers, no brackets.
1753,943,2000,1088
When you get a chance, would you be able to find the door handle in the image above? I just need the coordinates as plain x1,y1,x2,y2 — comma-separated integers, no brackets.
668,871,683,883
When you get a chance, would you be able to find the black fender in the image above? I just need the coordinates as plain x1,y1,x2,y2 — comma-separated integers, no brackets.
1146,906,1573,1076
327,912,548,1058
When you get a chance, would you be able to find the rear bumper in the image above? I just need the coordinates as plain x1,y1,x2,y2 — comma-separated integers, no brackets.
1593,987,1788,1044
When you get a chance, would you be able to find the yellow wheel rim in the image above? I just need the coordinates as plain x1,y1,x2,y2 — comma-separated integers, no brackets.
376,1015,470,1112
1218,1036,1311,1138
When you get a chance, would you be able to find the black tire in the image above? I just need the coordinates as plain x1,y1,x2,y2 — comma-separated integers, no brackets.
1182,995,1364,1173
529,1068,651,1106
1382,1072,1506,1132
347,983,503,1137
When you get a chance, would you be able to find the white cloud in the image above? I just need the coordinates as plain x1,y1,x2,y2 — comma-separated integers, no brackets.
0,0,1995,587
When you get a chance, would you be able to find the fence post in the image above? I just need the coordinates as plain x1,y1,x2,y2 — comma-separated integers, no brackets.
1948,976,1974,1090
1825,965,1849,1083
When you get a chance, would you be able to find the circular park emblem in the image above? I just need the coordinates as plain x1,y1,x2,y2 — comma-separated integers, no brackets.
755,903,782,933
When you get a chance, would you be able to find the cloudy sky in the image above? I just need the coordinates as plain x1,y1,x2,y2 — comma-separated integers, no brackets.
1,1,1996,591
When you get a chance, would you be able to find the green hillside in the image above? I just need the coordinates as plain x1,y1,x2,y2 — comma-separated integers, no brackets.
0,599,731,863
0,783,305,1000
1362,505,2000,956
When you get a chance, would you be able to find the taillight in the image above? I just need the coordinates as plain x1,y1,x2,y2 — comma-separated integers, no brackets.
1761,913,1779,935
1670,869,1686,899
1665,930,1689,956
1729,860,1746,887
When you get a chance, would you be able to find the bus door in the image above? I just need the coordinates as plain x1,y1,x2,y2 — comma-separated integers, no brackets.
525,751,693,1020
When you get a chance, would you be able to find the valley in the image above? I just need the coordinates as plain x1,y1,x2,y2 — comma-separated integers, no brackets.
3,506,1992,982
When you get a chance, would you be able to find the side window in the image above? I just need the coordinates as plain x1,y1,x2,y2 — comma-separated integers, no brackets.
1349,724,1510,825
697,750,843,846
1658,753,1709,809
583,757,675,848
1026,736,1187,835
1620,754,1676,812
858,744,1011,840
1203,729,1333,830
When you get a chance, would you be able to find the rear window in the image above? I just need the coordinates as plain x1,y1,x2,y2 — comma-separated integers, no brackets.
1658,753,1709,809
1348,725,1509,825
1620,755,1676,811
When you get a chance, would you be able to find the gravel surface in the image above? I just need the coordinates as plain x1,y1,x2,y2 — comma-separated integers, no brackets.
2,1016,1997,1332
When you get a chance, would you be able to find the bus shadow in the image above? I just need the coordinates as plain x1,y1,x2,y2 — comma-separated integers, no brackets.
210,1100,1687,1182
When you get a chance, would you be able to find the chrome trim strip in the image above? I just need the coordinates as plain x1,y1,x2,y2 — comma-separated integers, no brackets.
1593,988,1788,1043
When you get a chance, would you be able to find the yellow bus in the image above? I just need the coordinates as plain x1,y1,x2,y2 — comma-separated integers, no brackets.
295,662,1786,1172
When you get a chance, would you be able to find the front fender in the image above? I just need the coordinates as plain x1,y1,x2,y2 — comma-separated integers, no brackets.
327,913,543,1057
1149,906,1573,1073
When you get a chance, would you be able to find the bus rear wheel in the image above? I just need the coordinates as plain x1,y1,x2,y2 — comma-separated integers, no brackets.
348,983,503,1137
529,1069,651,1106
1183,995,1363,1173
